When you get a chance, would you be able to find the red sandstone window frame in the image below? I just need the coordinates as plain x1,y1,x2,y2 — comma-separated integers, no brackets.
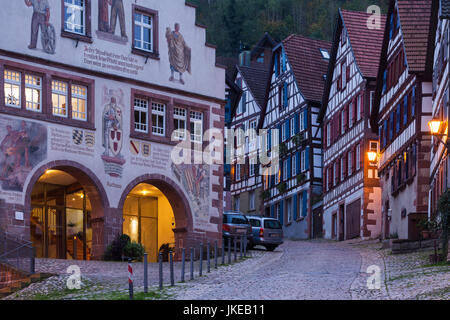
60,0,93,44
130,88,210,147
131,5,160,60
0,59,95,130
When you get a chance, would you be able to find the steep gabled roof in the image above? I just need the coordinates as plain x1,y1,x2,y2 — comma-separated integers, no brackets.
250,33,277,61
398,0,435,73
369,0,438,132
282,34,332,103
341,9,387,79
236,65,271,109
319,9,386,123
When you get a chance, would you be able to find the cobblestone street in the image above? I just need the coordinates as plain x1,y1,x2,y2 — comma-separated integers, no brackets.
3,240,449,300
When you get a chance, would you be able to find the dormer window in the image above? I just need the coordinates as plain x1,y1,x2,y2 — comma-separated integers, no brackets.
320,48,330,60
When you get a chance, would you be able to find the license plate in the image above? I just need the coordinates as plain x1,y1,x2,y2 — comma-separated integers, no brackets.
270,234,279,238
236,228,247,234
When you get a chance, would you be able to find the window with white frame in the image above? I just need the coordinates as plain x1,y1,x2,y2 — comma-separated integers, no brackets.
300,111,305,132
249,191,255,211
292,154,297,177
283,159,288,181
342,62,347,88
249,120,257,141
236,163,241,181
341,110,346,134
356,144,361,171
333,162,338,186
341,157,345,181
134,98,149,133
348,101,353,127
52,80,68,117
71,84,87,121
357,95,362,121
290,117,295,137
134,12,153,52
64,0,86,35
152,102,166,136
173,107,187,140
249,156,256,176
301,150,306,172
234,196,240,211
190,111,203,143
282,122,287,141
25,74,42,112
286,197,293,223
348,150,353,175
326,122,331,147
4,70,21,108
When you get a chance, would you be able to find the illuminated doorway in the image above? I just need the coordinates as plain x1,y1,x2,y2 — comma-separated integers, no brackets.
123,183,175,262
30,169,92,260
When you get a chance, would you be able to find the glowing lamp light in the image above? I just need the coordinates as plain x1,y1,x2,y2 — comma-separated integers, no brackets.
367,151,378,163
428,119,443,135
131,218,138,236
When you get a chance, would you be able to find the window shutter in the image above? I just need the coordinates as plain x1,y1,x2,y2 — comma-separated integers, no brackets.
295,113,300,134
344,105,349,131
296,151,301,174
389,13,393,39
282,51,286,72
346,65,350,83
302,190,308,217
285,119,290,139
337,157,341,182
280,200,284,225
268,129,272,150
270,204,275,218
303,109,308,129
305,147,310,170
382,70,387,93
283,82,288,107
275,53,279,76
396,104,401,134
242,92,247,114
411,86,416,117
403,95,408,125
293,194,298,220
343,153,348,178
277,124,282,145
287,157,292,179
389,112,394,141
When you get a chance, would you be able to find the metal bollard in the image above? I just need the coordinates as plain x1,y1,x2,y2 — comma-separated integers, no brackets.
240,235,243,260
73,236,77,260
207,242,211,273
128,259,133,300
234,236,237,262
244,237,247,257
144,253,148,293
199,243,203,276
227,237,231,264
169,251,175,286
221,241,225,265
190,247,194,280
181,248,186,283
159,252,163,290
30,247,36,274
214,240,218,269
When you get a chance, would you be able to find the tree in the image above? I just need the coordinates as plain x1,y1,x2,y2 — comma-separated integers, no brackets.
437,189,450,262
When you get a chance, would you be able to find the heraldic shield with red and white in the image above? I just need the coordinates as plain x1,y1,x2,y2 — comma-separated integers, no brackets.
109,127,123,157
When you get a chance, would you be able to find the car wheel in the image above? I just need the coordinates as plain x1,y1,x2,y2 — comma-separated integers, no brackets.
265,245,277,252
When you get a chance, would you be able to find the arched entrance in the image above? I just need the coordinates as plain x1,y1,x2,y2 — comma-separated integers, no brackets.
119,174,193,262
25,162,108,260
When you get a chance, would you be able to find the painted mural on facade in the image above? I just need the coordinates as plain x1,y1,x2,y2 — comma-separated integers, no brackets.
101,87,126,178
25,0,56,54
97,0,128,44
171,163,209,220
0,117,47,192
166,23,191,85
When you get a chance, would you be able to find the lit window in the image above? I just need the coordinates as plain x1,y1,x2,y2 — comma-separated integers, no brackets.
190,111,203,143
134,98,148,133
4,70,21,108
134,12,153,52
25,74,42,112
152,102,166,136
173,107,187,140
52,80,68,117
71,84,87,121
64,0,86,35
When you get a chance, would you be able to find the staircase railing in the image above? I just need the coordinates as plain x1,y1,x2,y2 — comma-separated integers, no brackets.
0,229,35,275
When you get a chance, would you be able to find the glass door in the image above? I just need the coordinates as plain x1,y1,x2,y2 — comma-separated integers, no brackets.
47,207,65,259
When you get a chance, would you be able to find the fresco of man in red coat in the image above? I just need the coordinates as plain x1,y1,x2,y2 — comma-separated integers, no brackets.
98,0,110,32
24,0,50,50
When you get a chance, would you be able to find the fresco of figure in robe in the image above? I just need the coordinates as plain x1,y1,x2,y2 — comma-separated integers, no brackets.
166,23,191,85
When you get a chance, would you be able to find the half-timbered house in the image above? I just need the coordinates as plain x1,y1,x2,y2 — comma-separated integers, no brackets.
429,0,450,216
319,9,386,241
259,35,331,239
370,0,438,240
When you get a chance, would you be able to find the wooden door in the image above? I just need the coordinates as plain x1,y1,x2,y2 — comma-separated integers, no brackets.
346,199,361,240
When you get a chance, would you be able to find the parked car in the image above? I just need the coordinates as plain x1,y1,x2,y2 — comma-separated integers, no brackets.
222,211,253,248
246,216,283,251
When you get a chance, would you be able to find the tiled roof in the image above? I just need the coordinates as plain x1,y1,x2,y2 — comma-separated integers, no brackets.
216,56,238,79
441,0,450,19
237,65,270,108
397,0,434,73
282,34,332,103
341,9,387,78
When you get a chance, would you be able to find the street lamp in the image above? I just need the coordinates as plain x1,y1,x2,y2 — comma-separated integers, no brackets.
367,151,378,163
428,118,444,136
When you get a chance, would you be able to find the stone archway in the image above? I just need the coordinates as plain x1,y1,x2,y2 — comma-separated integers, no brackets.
24,160,110,260
118,174,194,259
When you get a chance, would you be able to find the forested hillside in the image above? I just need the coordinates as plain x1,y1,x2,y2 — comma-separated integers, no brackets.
190,0,389,57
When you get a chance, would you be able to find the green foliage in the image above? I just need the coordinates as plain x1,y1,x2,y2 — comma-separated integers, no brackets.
190,0,389,57
123,242,146,261
277,182,287,194
261,189,270,200
437,189,450,261
104,234,132,261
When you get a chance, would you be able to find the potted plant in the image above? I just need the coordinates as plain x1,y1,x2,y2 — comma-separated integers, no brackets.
417,218,433,240
293,133,305,147
277,182,287,194
296,173,306,184
261,189,270,200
